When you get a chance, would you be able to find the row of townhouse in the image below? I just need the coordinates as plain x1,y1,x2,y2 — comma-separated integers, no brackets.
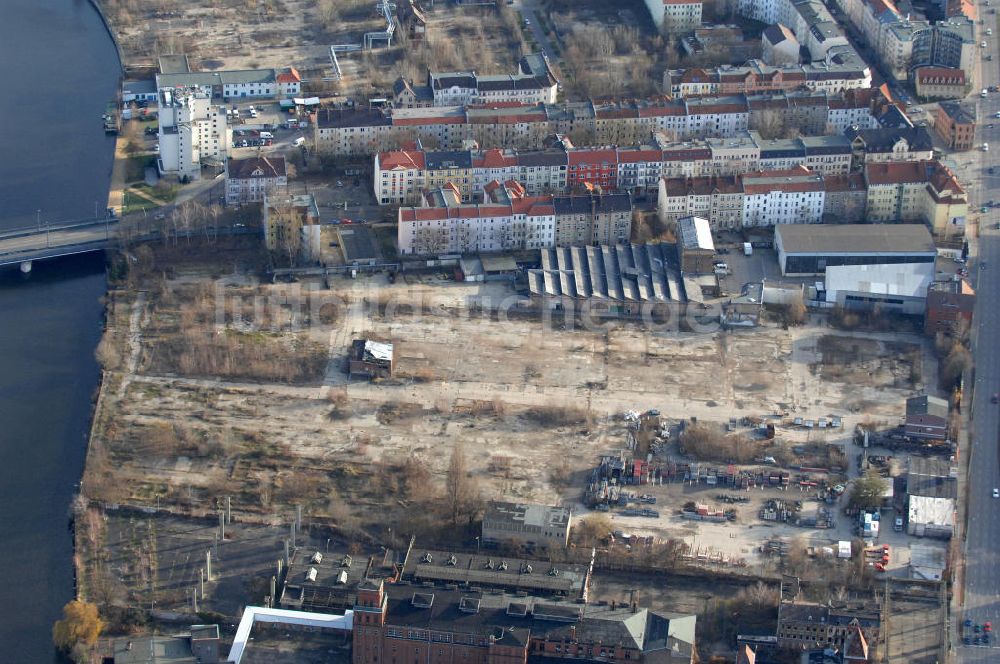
656,158,966,232
393,54,559,108
842,0,976,82
658,166,827,230
664,59,871,98
373,129,885,205
397,181,632,255
317,89,887,157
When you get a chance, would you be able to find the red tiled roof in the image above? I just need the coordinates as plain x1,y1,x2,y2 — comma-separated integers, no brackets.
864,160,930,185
276,67,301,83
474,149,517,168
379,150,425,170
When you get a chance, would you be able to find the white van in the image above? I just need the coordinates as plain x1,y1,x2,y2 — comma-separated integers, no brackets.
293,137,306,147
982,89,989,98
984,143,991,152
259,131,273,139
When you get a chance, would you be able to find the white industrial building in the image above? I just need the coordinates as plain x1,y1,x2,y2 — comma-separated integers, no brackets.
775,224,936,276
157,86,231,180
824,261,935,315
907,495,955,539
481,501,573,549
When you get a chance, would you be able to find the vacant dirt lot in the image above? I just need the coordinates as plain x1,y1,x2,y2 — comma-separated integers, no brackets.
102,0,527,100
84,270,937,562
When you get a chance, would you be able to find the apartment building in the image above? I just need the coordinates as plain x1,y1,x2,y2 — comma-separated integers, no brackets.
551,191,633,246
415,54,559,106
933,100,976,151
567,149,619,192
423,151,474,201
157,86,231,180
657,176,744,229
742,166,825,227
644,0,703,33
664,60,872,98
914,66,968,100
751,133,852,174
262,193,320,256
846,126,935,167
826,88,885,133
374,150,426,205
318,91,886,157
373,122,901,206
863,160,967,232
398,191,556,256
822,172,868,222
397,184,631,255
225,155,287,205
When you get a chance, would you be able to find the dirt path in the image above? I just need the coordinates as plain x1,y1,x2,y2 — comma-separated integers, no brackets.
107,136,128,215
118,291,148,397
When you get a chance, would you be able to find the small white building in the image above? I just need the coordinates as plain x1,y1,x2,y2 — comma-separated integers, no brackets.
762,24,800,66
907,495,955,539
481,500,572,550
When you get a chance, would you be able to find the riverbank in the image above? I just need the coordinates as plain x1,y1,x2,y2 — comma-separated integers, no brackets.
86,0,125,73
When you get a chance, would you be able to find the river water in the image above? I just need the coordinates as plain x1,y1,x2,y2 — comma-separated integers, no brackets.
0,0,119,658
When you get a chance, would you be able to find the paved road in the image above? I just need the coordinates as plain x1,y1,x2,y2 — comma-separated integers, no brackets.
513,0,562,78
958,12,1000,662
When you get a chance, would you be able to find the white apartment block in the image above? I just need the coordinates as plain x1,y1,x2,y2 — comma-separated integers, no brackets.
645,0,703,33
426,54,558,106
157,87,231,180
741,167,825,227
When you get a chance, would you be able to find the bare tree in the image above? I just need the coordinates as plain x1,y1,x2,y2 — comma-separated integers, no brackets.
444,444,480,528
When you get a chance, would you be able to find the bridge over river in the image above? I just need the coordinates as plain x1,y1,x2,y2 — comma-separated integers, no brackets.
0,218,119,271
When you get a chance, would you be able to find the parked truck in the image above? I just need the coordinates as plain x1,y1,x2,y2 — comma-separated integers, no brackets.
743,242,753,256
